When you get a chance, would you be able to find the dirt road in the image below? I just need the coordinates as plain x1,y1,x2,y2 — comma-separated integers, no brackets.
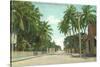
11,51,96,67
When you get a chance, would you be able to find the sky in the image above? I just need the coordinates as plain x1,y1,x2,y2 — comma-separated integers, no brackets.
32,2,67,50
32,2,96,50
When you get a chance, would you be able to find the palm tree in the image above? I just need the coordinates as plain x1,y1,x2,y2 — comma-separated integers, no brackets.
34,21,52,52
58,5,77,36
11,1,42,51
81,5,96,33
58,5,79,55
81,5,96,55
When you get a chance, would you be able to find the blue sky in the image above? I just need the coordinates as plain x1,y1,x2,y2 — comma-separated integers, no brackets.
32,2,67,49
32,2,95,50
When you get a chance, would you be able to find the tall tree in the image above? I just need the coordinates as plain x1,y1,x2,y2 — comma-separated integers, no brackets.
81,5,96,33
11,1,42,51
58,5,77,36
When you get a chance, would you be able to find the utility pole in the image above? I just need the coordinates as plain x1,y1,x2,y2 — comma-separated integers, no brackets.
76,12,82,57
78,16,81,57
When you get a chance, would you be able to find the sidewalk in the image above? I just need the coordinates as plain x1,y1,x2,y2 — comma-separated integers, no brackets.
11,53,58,62
11,55,41,62
11,51,71,62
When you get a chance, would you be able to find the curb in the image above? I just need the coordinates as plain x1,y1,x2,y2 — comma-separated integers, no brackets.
11,56,41,62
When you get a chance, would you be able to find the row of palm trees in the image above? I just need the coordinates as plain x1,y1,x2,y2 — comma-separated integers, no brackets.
10,1,61,52
58,5,96,55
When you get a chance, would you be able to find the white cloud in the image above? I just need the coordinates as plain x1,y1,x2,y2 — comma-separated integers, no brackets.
46,16,60,25
52,36,64,50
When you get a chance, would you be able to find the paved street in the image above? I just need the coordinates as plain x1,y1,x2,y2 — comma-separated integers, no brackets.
11,51,96,67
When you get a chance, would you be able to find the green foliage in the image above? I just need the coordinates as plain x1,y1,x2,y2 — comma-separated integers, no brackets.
58,5,96,53
58,5,96,35
58,5,77,35
11,1,55,51
64,33,87,53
